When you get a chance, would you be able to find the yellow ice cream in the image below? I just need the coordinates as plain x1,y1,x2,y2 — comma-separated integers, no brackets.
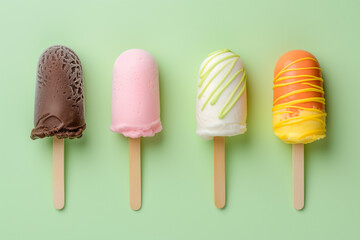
273,109,326,144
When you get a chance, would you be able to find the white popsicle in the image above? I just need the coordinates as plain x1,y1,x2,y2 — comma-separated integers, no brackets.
196,49,247,208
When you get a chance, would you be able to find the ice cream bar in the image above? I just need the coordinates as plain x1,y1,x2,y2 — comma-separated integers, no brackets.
111,49,162,210
196,49,247,140
196,49,247,208
31,45,86,139
30,45,85,209
273,50,326,144
110,49,162,138
273,50,326,210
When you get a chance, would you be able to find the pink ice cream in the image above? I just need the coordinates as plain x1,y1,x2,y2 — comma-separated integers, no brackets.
110,49,162,138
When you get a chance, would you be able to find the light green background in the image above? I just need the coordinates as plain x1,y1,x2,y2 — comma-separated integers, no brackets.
1,0,359,239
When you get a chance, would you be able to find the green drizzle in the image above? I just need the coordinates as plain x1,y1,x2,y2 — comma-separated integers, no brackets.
198,59,235,101
198,49,238,87
198,49,247,119
218,70,247,119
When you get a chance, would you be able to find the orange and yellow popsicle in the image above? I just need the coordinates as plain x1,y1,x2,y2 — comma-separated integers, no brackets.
273,50,326,210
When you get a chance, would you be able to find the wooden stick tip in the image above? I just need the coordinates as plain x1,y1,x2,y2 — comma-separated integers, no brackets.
54,201,64,210
215,201,225,209
130,202,141,211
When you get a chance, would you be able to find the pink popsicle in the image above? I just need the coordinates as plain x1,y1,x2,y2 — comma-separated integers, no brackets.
110,49,162,210
111,49,162,138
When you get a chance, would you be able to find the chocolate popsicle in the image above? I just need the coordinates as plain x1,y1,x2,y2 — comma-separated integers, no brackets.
30,45,85,209
31,45,86,139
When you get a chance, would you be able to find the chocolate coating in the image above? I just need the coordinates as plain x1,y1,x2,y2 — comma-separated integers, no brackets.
31,45,86,139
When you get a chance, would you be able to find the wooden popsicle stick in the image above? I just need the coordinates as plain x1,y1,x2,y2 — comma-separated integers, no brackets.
129,137,141,210
214,136,225,208
53,137,65,210
293,143,304,210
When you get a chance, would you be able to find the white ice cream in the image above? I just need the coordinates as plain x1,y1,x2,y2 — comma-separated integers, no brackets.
196,49,247,140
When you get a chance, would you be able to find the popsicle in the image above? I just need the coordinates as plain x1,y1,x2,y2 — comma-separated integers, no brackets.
111,49,162,210
31,45,86,209
196,49,247,208
272,50,326,210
